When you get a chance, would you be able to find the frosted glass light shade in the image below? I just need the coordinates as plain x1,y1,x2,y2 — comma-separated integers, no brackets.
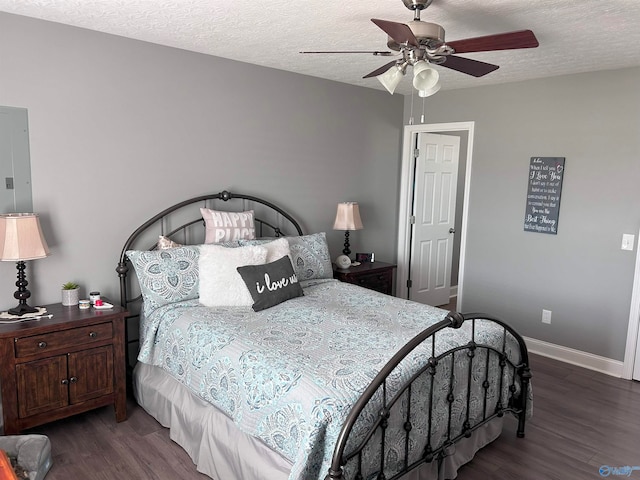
0,213,50,261
377,66,404,95
413,61,440,93
333,202,363,231
418,82,441,97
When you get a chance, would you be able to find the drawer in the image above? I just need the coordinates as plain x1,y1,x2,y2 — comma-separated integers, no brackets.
15,322,113,358
353,271,392,294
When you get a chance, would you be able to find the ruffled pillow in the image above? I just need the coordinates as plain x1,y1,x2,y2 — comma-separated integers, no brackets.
157,235,182,249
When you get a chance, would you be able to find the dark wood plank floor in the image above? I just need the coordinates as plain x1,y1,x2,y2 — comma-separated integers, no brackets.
26,354,640,480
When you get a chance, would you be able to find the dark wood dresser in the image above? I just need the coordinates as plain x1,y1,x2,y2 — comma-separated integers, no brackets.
333,261,397,295
0,301,127,434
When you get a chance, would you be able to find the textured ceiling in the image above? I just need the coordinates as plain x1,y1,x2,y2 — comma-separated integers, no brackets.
2,0,640,95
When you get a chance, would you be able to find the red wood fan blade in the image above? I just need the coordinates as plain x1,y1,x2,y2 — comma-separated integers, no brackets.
363,60,399,79
371,19,419,47
441,55,499,77
447,29,539,54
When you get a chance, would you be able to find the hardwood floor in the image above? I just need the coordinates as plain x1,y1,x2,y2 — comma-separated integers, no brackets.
438,296,457,312
456,355,640,480
26,354,640,480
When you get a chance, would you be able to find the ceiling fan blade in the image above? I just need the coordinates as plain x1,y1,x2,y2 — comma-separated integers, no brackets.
363,60,399,79
447,29,539,54
440,55,499,77
371,19,419,47
300,51,394,56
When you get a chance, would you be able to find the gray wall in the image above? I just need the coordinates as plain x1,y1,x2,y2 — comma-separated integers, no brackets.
0,12,404,307
404,67,640,361
3,11,638,363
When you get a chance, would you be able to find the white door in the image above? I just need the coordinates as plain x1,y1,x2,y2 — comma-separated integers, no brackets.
409,133,460,306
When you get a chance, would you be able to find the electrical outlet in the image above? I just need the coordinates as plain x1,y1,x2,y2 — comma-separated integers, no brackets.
622,234,635,251
542,309,552,324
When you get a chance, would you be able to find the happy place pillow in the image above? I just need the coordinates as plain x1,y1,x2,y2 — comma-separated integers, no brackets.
199,243,267,307
237,255,303,311
200,208,256,244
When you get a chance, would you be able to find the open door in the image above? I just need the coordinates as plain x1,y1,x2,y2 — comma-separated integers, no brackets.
408,133,459,306
396,121,474,309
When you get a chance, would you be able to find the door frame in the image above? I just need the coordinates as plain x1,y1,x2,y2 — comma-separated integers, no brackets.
396,121,475,307
622,224,640,380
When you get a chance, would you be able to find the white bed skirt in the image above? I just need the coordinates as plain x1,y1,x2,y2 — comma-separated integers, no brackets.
133,362,504,480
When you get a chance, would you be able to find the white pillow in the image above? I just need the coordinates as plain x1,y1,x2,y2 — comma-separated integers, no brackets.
200,208,256,243
199,244,267,307
262,237,292,263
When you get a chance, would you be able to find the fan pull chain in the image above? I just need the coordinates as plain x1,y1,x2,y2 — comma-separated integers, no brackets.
420,96,426,123
408,88,415,125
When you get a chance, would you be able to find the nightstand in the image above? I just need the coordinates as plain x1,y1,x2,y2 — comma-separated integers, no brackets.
333,261,397,295
0,301,127,434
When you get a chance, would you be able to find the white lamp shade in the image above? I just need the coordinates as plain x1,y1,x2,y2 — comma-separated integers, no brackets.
377,66,404,95
333,202,363,231
0,213,50,261
413,61,440,92
418,81,441,97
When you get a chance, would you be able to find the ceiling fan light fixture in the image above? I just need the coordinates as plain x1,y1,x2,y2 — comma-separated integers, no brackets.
418,81,441,97
377,65,405,94
412,60,439,93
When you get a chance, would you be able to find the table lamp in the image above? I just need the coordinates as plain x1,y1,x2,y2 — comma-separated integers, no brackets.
333,202,363,258
0,213,50,315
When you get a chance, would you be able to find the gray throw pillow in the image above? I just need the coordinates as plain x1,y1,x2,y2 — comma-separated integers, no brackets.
237,256,304,311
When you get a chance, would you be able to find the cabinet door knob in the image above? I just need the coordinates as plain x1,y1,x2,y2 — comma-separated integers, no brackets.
38,341,47,349
70,376,78,384
61,379,69,385
89,332,97,338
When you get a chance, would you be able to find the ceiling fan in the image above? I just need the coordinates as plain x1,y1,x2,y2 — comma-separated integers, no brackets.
301,0,539,95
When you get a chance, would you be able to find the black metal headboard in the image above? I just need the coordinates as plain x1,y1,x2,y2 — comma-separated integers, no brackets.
116,190,303,365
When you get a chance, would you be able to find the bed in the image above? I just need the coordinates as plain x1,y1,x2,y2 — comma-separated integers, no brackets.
116,190,532,480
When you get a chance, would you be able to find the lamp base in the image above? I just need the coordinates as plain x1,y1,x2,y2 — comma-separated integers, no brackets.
342,230,351,257
8,303,38,316
8,260,37,316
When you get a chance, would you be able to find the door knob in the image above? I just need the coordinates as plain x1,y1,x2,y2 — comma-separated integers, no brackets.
449,228,455,234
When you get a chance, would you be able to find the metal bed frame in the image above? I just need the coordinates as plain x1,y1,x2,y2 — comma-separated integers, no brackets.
326,311,531,480
116,190,531,480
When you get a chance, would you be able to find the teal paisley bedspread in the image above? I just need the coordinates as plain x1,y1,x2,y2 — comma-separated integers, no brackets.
138,279,526,480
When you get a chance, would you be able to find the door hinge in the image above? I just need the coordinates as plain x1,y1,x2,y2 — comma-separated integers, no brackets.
407,279,412,288
409,216,415,225
413,148,420,159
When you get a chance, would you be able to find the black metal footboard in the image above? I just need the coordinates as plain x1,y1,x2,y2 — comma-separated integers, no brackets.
326,311,531,480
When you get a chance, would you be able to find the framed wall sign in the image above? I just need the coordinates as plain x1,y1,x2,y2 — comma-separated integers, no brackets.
524,157,565,235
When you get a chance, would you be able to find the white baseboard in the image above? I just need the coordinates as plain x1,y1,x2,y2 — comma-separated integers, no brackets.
523,336,623,378
450,285,458,299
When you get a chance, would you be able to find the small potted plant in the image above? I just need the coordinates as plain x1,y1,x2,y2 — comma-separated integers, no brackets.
61,281,80,306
